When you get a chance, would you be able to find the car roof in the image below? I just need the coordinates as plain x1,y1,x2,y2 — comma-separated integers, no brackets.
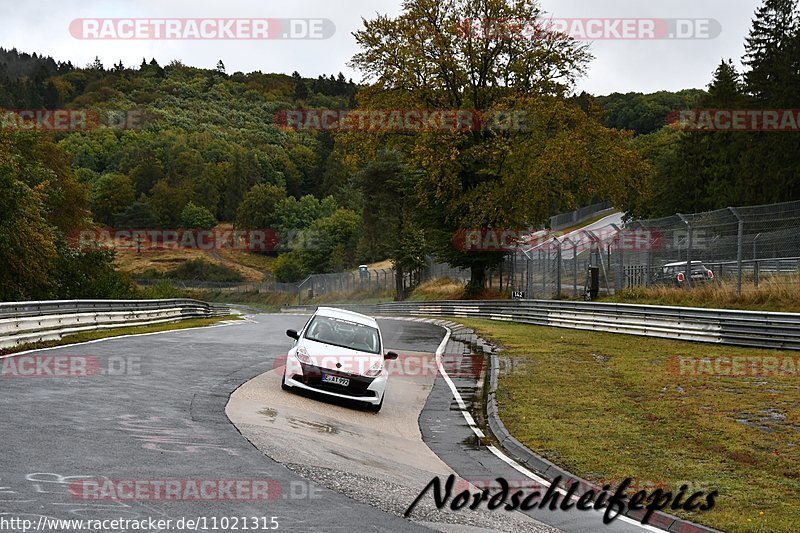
315,307,379,328
663,261,703,267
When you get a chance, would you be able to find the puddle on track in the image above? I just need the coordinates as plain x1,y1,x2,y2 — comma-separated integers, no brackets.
287,416,359,437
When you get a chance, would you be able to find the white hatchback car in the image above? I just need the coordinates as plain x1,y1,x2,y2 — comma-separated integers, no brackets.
281,307,398,412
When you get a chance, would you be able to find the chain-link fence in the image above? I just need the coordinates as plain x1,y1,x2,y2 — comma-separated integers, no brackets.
133,200,800,301
133,259,470,301
509,199,800,299
284,259,470,301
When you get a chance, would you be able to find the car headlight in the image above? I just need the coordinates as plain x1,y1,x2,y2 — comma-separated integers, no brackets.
294,347,310,364
363,360,383,377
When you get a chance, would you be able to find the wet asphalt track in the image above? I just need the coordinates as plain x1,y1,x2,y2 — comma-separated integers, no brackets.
0,314,658,532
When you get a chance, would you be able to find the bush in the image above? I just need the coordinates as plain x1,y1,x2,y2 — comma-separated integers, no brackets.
180,202,217,229
137,280,187,299
236,183,286,229
51,241,137,298
157,259,244,282
272,252,309,282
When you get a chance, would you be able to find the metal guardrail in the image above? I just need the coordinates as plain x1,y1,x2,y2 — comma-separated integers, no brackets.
0,299,231,349
281,300,800,351
549,201,614,231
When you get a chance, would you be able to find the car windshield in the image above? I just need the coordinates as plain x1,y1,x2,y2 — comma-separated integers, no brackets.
304,315,381,354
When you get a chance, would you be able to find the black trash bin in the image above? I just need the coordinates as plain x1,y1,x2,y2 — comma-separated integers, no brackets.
587,266,599,301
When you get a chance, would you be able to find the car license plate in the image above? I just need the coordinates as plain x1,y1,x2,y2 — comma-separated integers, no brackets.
321,374,349,387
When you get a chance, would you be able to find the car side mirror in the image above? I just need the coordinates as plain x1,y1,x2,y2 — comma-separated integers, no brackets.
286,329,299,340
384,351,399,360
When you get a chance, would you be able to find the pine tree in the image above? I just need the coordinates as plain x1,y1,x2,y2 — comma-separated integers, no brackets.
740,0,800,203
148,58,164,77
292,71,308,100
703,60,744,107
743,0,800,105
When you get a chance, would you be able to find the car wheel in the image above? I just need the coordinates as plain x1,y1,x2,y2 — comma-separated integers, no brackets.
369,396,383,413
281,372,290,391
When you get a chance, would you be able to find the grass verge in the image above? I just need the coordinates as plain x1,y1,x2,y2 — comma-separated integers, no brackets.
454,318,799,533
0,315,239,356
605,273,800,313
408,277,510,301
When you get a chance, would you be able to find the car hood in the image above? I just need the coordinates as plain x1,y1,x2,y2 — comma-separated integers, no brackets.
298,338,383,375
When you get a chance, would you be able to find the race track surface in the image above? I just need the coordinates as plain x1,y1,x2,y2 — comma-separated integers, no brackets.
0,313,660,533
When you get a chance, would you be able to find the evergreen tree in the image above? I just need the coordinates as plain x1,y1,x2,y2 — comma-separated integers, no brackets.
744,0,800,105
740,0,800,202
292,71,308,100
704,60,745,107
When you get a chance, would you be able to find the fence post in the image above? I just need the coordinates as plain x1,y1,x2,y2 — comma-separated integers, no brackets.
611,224,624,291
752,233,762,288
678,214,693,288
554,238,562,298
509,250,516,293
646,229,652,287
526,253,533,299
729,207,743,295
563,237,577,297
541,249,546,295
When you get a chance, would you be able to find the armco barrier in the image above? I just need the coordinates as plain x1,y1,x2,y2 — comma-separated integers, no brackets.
281,300,800,351
0,299,231,349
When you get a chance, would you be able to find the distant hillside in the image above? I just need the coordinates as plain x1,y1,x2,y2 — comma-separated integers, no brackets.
595,89,706,135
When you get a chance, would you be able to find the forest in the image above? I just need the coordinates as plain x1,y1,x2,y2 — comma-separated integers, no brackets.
1,0,798,300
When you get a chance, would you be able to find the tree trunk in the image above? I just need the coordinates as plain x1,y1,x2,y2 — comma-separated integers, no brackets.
469,265,486,289
394,265,406,301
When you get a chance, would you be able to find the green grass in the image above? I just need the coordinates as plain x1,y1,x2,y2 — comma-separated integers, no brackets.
0,315,239,356
455,318,799,533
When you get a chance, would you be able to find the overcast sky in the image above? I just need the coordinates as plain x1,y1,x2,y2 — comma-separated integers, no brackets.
0,0,764,95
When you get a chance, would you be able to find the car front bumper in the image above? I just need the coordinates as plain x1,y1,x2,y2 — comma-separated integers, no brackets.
283,361,387,405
